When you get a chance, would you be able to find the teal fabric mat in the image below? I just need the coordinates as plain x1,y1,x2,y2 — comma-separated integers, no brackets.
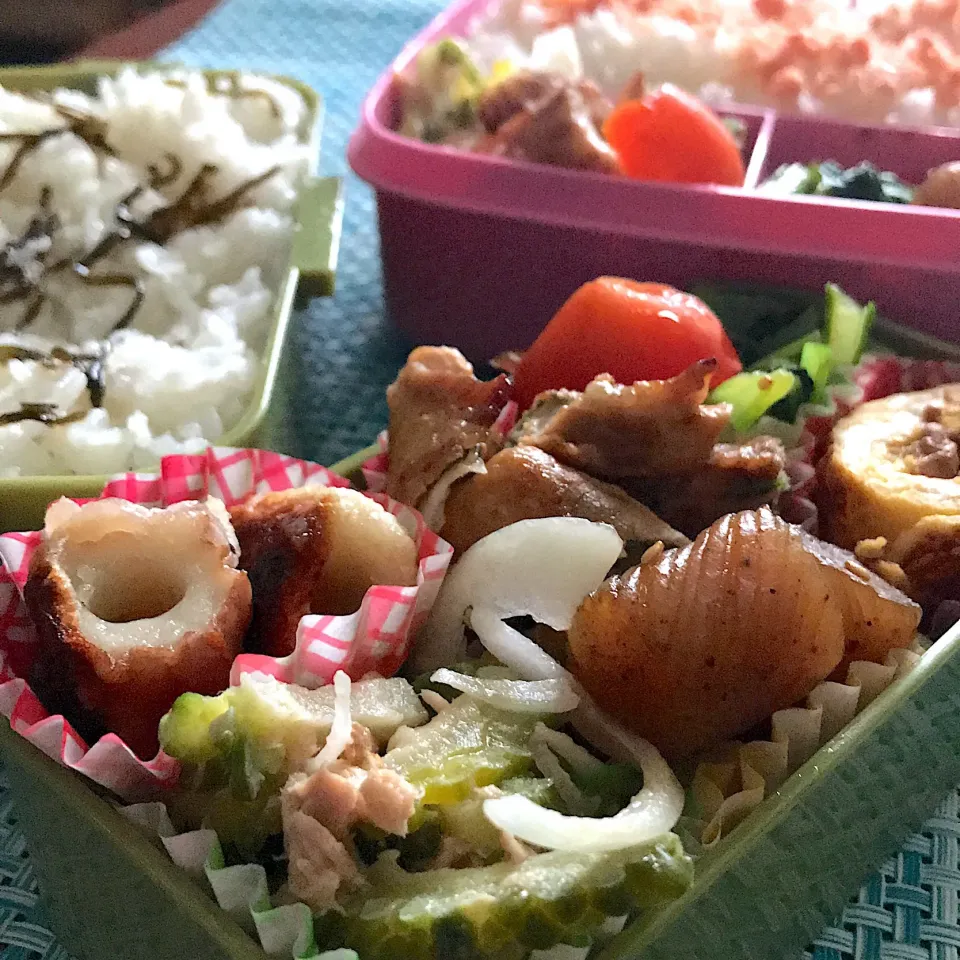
2,1,960,958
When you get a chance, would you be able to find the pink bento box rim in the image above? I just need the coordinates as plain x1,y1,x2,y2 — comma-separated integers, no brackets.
348,0,960,272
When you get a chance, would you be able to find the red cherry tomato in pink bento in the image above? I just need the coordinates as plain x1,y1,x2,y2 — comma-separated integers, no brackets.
603,84,746,187
512,278,743,410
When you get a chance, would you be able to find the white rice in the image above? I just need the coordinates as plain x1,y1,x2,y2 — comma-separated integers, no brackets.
0,68,310,477
462,0,960,129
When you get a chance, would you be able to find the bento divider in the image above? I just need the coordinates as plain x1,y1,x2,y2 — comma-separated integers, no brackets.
740,108,777,189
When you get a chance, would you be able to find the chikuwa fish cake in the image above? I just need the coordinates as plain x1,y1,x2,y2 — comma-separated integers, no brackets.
24,495,251,758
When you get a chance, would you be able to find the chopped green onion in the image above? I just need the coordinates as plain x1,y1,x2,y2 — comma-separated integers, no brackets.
800,341,834,406
824,283,875,365
708,368,799,431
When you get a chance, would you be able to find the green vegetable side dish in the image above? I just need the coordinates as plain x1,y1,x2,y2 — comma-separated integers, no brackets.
761,160,914,204
398,39,487,144
437,776,563,858
800,341,834,406
381,694,542,806
159,670,695,959
824,282,876,365
163,676,427,776
316,836,693,960
708,368,798,432
160,674,430,854
701,281,875,431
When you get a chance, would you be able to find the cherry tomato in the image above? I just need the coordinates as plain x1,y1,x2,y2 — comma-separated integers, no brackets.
512,277,742,409
603,84,746,186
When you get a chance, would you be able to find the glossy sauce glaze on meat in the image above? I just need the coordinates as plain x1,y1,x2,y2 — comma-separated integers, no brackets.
384,346,512,513
474,71,621,173
440,443,689,554
385,346,786,550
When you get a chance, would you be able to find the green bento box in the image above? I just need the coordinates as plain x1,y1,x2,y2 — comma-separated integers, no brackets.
0,61,344,533
3,426,960,960
5,252,960,955
7,615,960,960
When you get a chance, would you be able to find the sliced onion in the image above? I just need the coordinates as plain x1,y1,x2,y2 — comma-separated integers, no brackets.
530,734,598,817
531,722,604,777
567,692,671,772
419,689,451,714
385,724,419,751
482,718,683,852
471,608,684,851
431,668,580,714
470,607,566,680
418,447,486,531
307,671,352,770
411,518,623,673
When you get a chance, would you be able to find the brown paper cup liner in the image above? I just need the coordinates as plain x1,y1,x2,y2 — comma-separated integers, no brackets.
690,646,923,847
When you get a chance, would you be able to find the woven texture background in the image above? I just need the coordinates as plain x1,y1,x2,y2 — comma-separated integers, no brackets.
0,770,70,960
2,0,960,957
805,791,960,960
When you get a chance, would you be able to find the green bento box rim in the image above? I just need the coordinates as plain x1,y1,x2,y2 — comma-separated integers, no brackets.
0,60,343,529
330,444,381,484
0,718,268,960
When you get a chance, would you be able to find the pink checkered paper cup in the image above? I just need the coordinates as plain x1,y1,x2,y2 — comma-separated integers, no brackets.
0,447,452,802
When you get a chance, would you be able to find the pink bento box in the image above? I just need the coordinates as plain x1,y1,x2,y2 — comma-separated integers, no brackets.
348,0,960,362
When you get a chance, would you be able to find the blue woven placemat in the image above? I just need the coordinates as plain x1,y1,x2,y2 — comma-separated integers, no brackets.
1,1,959,957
